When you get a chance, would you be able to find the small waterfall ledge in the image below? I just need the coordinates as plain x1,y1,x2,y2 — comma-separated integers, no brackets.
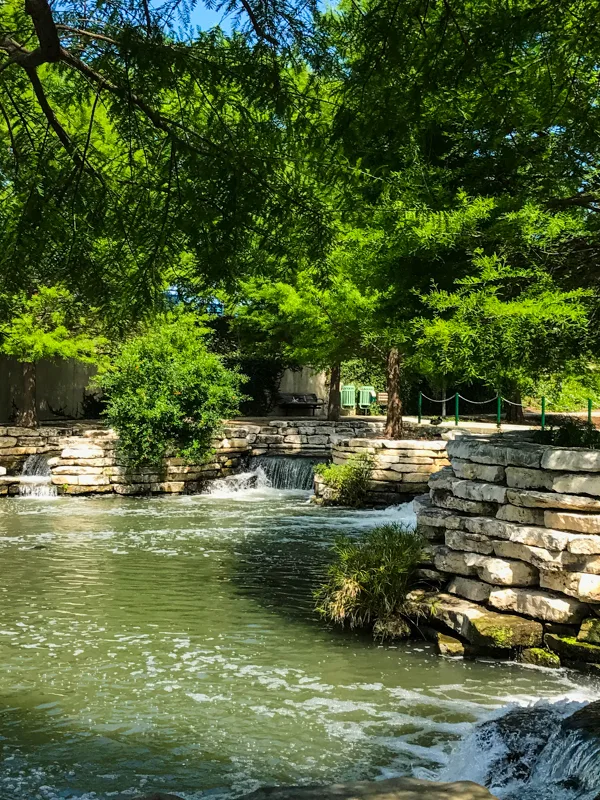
19,454,57,498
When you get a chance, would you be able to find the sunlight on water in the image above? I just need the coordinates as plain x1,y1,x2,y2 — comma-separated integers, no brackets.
0,490,597,799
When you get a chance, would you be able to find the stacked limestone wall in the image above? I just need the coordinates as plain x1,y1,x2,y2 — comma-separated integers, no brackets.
314,435,449,506
416,434,600,666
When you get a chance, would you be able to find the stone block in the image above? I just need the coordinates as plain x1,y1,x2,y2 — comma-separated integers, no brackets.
307,435,329,445
284,435,303,444
52,465,104,475
446,530,494,555
371,470,405,483
431,491,498,516
545,510,600,534
51,474,79,485
429,592,543,649
255,435,284,445
418,524,445,542
461,517,570,550
552,474,600,497
433,546,479,577
542,448,600,472
540,571,600,603
452,459,506,483
545,633,600,663
437,633,465,657
506,488,600,512
389,463,438,474
0,437,18,448
6,426,41,437
0,466,5,476
452,479,507,504
416,508,465,530
113,483,147,495
520,648,561,668
404,472,436,483
496,504,545,526
383,439,446,450
77,474,110,486
0,446,41,455
505,467,553,491
61,446,105,459
151,481,185,493
488,587,587,624
577,618,600,644
447,576,491,603
467,554,538,586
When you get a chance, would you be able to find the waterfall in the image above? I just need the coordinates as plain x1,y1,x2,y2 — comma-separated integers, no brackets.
248,456,318,490
19,454,57,498
437,699,600,799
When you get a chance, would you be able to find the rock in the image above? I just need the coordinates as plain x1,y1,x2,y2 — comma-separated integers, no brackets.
431,490,498,517
383,440,447,450
552,474,600,497
565,533,600,555
544,510,600,534
505,467,553,491
546,633,600,663
452,459,505,483
244,777,496,799
419,524,445,542
506,488,600,512
133,794,185,800
467,555,538,587
520,647,561,668
61,446,105,459
464,517,574,550
373,617,412,640
562,699,600,736
0,466,5,476
448,577,491,603
542,448,600,472
488,587,587,624
417,508,465,530
578,618,600,644
437,633,465,657
427,592,543,649
446,530,494,555
434,547,479,577
540,571,600,602
496,504,545,525
452,480,507,504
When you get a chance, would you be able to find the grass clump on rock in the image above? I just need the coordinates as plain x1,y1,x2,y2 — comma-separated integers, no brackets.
314,452,374,507
315,523,423,636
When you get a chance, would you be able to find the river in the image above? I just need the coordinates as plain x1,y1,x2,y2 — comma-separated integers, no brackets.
0,481,597,799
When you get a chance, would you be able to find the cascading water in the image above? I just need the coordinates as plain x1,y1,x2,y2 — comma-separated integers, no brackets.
19,453,57,497
437,699,600,799
248,455,318,490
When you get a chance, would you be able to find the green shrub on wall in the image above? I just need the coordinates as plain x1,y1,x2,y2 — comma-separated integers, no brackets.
96,313,246,468
315,523,423,633
314,452,374,507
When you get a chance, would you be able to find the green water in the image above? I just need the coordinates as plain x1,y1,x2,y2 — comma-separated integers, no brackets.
0,488,595,800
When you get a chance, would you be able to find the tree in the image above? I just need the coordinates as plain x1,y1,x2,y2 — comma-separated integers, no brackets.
0,287,107,426
414,255,593,421
96,312,246,467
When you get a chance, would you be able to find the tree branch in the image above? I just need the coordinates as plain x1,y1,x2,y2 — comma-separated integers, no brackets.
24,0,61,62
546,194,600,213
55,25,118,46
239,0,279,46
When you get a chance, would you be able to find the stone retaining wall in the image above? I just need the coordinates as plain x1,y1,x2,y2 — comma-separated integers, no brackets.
416,434,600,667
314,435,450,506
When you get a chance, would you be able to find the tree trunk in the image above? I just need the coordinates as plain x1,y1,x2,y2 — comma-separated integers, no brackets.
440,379,447,419
505,384,525,424
328,363,342,421
385,347,403,439
17,361,38,428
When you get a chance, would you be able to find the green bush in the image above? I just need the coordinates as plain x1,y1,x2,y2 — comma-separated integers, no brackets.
314,523,423,632
314,452,374,507
533,416,600,449
96,313,246,467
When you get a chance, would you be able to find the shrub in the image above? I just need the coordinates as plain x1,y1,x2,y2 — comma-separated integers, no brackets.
96,313,246,468
314,452,374,507
533,416,600,449
314,523,423,632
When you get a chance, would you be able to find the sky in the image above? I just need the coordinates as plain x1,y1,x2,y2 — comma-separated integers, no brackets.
187,3,234,32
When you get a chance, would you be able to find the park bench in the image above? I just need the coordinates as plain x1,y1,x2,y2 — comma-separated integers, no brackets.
278,392,325,416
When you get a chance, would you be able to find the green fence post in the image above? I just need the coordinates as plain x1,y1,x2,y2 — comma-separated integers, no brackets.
589,398,593,426
418,391,422,424
541,396,546,431
497,395,502,428
454,393,459,426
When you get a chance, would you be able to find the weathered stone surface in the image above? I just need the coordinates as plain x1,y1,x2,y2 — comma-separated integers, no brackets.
520,647,561,668
372,470,406,483
0,466,5,476
447,439,507,465
463,517,573,551
541,448,600,473
52,465,104,475
465,554,538,586
546,633,600,663
452,479,507,505
452,459,505,483
552,474,600,498
428,592,543,649
434,547,479,577
496,504,545,526
447,576,491,603
244,777,496,800
61,446,105,459
389,463,439,474
0,437,18,448
540,571,600,603
431,491,498,517
437,633,465,657
51,474,80,485
545,510,600,535
578,618,600,644
383,440,447,450
505,467,553,491
416,507,465,531
419,524,445,542
446,530,494,555
506,488,600,512
488,587,587,624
